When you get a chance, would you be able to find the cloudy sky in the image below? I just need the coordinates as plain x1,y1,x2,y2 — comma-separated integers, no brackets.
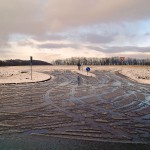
0,0,150,62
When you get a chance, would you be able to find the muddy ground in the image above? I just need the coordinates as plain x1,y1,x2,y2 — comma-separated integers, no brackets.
0,69,150,149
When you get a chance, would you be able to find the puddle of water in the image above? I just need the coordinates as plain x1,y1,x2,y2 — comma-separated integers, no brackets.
77,76,82,86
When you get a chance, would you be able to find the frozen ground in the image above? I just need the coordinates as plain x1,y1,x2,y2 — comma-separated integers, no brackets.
73,70,96,77
0,66,74,84
120,68,150,84
0,65,150,145
91,65,150,85
0,70,50,83
0,65,149,84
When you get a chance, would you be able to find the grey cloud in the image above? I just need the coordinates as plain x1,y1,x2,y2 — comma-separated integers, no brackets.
0,0,47,41
86,46,104,52
108,46,150,53
86,46,150,53
0,39,11,48
45,0,150,31
0,40,10,48
1,0,150,37
145,32,150,36
84,34,114,44
136,47,150,52
33,34,66,42
17,41,36,47
38,43,79,49
0,34,10,48
0,49,11,54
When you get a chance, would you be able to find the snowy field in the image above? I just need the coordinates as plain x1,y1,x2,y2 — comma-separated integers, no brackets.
0,69,50,83
0,65,149,84
120,68,150,84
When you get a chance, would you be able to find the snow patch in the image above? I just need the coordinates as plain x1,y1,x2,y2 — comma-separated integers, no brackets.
119,68,150,84
0,70,50,84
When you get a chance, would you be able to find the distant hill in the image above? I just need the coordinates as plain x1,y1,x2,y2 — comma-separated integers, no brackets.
0,59,52,66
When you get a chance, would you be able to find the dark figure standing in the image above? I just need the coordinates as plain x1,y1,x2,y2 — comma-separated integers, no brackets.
77,61,81,70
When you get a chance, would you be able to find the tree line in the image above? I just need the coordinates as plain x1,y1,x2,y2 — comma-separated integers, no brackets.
0,59,52,66
53,57,150,66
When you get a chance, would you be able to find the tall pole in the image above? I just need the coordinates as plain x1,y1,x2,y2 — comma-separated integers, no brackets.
31,63,32,80
30,56,32,80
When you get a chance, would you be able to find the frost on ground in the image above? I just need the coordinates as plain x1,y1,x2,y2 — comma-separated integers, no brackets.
0,69,50,84
73,70,96,77
120,68,150,84
0,69,149,144
0,66,150,84
0,70,20,77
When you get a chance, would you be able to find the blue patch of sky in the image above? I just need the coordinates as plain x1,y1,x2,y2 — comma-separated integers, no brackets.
8,34,33,42
63,20,150,36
